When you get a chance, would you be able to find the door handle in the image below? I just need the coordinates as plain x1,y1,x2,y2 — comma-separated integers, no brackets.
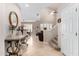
75,32,77,36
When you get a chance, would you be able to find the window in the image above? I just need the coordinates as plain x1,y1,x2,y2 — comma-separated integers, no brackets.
40,24,52,31
23,24,32,32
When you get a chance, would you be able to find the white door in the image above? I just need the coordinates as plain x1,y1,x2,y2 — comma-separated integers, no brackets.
72,5,78,56
77,5,79,56
61,5,78,56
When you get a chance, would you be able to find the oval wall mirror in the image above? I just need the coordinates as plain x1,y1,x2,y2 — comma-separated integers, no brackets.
9,11,18,29
57,18,61,23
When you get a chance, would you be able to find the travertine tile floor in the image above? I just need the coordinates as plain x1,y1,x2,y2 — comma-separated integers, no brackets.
22,36,63,56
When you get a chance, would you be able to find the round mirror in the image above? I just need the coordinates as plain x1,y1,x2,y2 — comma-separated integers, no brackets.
9,11,18,29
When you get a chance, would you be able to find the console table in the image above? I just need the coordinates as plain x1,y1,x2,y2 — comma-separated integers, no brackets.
5,34,28,56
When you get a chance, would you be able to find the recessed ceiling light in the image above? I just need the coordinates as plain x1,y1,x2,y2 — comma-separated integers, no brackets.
25,4,29,7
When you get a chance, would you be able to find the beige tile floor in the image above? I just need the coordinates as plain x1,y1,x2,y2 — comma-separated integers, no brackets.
22,36,63,56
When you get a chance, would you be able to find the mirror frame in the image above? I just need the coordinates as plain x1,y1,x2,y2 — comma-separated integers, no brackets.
9,11,18,28
57,18,61,23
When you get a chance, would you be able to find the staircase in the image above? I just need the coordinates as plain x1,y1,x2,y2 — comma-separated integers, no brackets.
49,36,60,50
48,24,60,51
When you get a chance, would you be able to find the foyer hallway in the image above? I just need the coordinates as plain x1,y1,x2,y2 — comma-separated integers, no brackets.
22,35,63,56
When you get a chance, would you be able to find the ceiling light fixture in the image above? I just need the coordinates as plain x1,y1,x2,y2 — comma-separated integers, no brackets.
50,11,57,15
25,4,29,7
50,12,54,15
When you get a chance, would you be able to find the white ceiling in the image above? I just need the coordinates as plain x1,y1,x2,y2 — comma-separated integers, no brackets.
17,3,70,21
18,3,52,20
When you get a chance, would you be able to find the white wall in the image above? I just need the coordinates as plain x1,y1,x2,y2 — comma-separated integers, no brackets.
0,3,22,56
43,24,58,42
57,4,74,48
40,8,57,42
56,10,62,48
0,4,5,55
40,8,56,25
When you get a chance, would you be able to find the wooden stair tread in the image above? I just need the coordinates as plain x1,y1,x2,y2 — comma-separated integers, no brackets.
49,42,58,48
